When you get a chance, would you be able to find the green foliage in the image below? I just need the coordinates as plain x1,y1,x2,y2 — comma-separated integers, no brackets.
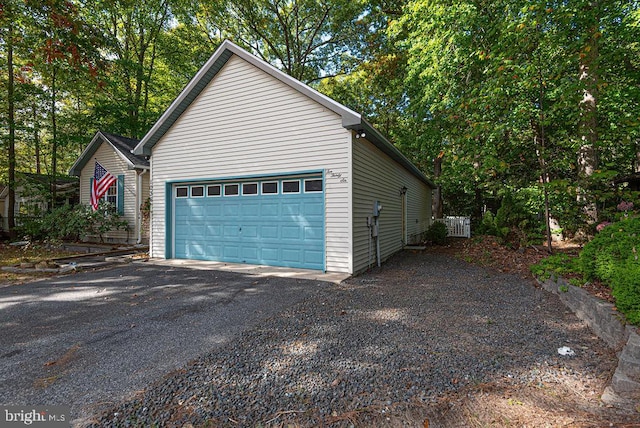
532,216,640,325
611,260,640,325
531,253,580,277
477,211,509,240
477,191,545,246
393,0,640,233
580,216,640,282
17,203,128,243
425,221,448,245
579,216,640,325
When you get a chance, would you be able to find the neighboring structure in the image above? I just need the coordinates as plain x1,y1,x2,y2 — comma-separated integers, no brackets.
70,131,150,244
133,40,435,274
0,173,79,231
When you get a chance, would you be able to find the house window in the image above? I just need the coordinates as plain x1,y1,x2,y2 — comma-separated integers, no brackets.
304,179,323,193
282,180,300,193
262,181,278,194
104,182,118,208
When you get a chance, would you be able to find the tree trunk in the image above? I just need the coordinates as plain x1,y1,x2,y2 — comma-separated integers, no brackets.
432,151,444,219
33,103,41,174
577,1,600,224
7,16,16,233
50,65,58,209
534,124,552,253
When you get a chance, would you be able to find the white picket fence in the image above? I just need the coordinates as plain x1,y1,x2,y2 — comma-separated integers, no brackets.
434,216,471,238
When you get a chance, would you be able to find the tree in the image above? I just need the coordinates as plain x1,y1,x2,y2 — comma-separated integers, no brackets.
24,0,105,206
393,0,639,238
188,0,365,84
90,0,174,138
1,0,19,232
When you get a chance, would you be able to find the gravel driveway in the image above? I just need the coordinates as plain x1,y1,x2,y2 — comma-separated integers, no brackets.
85,251,637,427
0,263,330,426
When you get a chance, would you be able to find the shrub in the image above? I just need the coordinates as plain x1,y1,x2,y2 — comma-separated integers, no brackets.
612,260,640,325
17,203,128,242
426,221,448,245
477,211,509,239
476,192,545,247
579,216,640,325
580,216,640,282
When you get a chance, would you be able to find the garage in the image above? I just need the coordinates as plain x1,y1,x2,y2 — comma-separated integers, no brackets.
135,40,434,274
172,175,325,270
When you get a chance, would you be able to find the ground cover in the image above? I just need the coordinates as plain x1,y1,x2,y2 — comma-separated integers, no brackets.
0,242,78,284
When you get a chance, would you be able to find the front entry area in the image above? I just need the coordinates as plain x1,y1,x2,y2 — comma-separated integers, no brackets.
172,174,325,270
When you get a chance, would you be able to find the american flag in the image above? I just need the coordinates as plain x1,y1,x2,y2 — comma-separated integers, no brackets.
90,161,117,210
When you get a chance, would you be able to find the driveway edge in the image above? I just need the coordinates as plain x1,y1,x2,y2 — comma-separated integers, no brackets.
537,275,640,410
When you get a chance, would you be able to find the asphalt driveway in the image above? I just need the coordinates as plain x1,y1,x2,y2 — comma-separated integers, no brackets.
0,263,331,425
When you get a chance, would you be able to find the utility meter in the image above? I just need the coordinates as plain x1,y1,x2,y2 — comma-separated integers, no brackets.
373,200,383,217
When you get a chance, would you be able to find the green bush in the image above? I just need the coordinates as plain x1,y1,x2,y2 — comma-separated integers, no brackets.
17,202,128,243
426,221,448,245
580,216,640,282
612,260,640,325
476,192,545,247
477,211,509,239
579,216,640,325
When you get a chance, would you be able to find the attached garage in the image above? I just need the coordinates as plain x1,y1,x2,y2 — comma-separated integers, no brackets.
171,175,324,270
134,40,435,275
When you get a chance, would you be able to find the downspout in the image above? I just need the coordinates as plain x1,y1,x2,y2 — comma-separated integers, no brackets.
136,170,147,244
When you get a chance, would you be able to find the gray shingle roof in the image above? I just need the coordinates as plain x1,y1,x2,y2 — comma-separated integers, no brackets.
68,131,149,176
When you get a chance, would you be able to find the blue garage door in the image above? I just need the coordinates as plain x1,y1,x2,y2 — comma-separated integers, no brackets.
173,176,325,270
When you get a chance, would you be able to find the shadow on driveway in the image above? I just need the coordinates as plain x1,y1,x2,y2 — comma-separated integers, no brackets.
0,263,330,423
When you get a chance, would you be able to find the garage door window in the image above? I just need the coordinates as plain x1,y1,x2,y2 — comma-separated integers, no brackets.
282,180,300,193
191,186,204,197
176,187,188,198
207,185,221,197
242,183,258,195
304,179,323,193
262,181,278,195
224,184,239,196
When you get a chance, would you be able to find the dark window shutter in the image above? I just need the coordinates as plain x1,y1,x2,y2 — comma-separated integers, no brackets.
117,175,124,215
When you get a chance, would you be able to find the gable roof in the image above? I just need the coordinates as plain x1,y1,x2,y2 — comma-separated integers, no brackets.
69,131,149,176
133,39,434,188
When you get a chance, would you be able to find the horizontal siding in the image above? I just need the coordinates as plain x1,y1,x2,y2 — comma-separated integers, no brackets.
150,54,351,273
79,142,138,243
352,138,432,274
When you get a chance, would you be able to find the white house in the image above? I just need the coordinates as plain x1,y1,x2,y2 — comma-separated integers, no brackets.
133,40,434,274
69,131,150,244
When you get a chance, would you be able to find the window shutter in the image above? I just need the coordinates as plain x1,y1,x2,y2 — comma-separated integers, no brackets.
89,177,94,207
117,175,124,215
